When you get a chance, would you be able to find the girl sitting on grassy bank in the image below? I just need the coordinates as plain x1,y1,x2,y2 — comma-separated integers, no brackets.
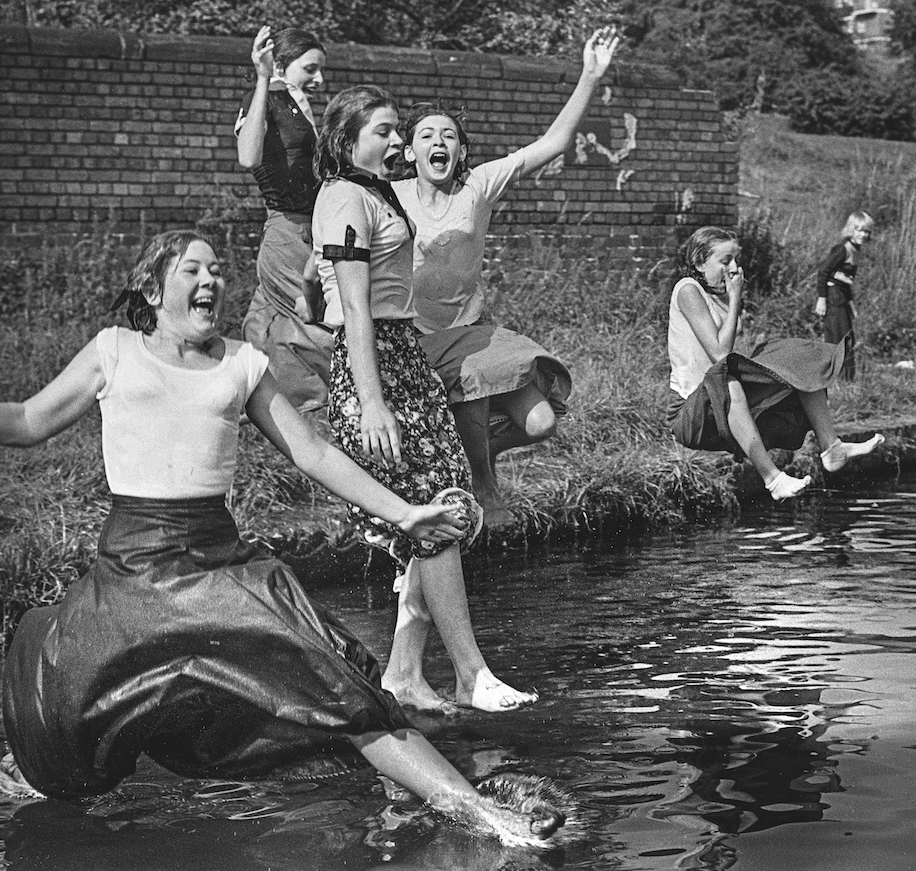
0,230,564,845
667,225,884,500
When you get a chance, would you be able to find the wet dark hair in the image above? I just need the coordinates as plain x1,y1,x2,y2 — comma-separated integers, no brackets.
402,102,471,182
315,85,399,179
111,230,215,333
678,225,738,291
271,28,325,75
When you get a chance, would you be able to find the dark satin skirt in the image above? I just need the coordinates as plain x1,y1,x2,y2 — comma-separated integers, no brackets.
2,495,410,799
666,337,846,457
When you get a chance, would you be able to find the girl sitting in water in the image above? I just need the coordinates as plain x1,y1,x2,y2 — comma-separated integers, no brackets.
0,230,562,844
667,225,884,500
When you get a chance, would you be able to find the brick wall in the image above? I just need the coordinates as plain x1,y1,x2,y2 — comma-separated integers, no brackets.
0,26,738,261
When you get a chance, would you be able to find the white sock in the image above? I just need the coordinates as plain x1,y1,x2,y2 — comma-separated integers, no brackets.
765,471,812,501
820,434,885,473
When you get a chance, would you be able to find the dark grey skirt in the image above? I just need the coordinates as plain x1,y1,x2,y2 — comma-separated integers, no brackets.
2,495,410,798
666,338,846,457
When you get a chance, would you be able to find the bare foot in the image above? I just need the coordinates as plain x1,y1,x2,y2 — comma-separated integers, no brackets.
431,774,569,847
455,669,538,713
473,485,515,529
0,753,43,800
765,471,811,501
382,678,459,716
820,434,885,472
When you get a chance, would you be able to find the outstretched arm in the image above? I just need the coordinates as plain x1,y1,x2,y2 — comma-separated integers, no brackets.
517,27,620,177
237,25,274,170
0,339,103,447
246,372,465,542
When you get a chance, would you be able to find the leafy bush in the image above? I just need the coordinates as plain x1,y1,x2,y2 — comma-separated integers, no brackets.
782,68,915,141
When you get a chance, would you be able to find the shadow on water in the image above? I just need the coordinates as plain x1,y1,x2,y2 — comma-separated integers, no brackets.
3,474,916,869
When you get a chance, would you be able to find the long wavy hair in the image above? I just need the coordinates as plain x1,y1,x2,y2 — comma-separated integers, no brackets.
111,230,214,333
401,102,472,183
677,225,738,292
271,28,325,77
315,85,399,180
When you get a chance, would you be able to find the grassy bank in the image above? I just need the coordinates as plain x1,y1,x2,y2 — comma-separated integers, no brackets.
3,115,916,623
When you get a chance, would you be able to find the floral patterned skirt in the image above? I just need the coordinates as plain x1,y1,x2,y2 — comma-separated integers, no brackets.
328,319,477,568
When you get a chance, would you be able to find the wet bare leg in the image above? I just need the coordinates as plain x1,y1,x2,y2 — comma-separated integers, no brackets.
451,398,514,527
385,546,537,713
798,388,885,471
383,559,458,714
348,729,562,844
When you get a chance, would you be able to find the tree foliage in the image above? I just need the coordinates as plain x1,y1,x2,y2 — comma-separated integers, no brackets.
4,0,914,139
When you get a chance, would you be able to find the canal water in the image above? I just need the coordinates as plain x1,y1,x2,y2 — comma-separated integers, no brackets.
1,474,914,869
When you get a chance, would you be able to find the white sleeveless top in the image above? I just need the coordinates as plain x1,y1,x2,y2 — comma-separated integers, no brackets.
95,326,269,498
668,277,729,399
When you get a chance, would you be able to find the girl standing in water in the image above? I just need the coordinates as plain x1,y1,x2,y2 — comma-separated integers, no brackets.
392,27,620,527
313,86,537,714
814,210,874,381
0,230,563,843
667,226,884,499
236,25,334,413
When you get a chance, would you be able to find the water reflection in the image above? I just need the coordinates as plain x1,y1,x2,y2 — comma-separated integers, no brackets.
2,479,916,869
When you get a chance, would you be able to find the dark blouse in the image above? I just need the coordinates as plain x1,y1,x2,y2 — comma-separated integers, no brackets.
237,88,319,215
816,241,858,303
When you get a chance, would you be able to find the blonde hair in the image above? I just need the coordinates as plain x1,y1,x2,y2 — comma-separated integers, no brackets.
842,211,874,238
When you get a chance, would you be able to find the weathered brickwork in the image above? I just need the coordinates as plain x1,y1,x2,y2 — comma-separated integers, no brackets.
0,26,738,260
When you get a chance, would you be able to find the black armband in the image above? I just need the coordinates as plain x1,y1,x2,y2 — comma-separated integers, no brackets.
323,225,370,262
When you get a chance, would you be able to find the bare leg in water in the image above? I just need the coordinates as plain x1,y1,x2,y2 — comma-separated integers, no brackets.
349,729,563,843
0,739,563,843
381,546,538,713
451,383,556,528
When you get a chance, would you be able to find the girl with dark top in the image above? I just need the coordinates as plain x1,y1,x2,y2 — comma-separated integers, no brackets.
0,230,564,844
313,85,537,715
667,226,883,500
236,25,333,413
814,211,874,381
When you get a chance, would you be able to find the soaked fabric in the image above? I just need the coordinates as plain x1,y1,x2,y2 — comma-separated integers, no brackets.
242,211,332,412
2,495,410,799
666,337,846,457
327,319,477,568
419,323,571,414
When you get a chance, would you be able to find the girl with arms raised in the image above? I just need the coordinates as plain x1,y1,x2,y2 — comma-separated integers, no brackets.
393,27,619,526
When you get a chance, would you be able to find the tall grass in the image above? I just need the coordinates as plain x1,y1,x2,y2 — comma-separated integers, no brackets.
3,117,916,623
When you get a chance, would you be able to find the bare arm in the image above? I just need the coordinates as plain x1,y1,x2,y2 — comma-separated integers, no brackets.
516,27,620,177
334,259,403,466
678,277,743,363
237,25,274,170
0,339,103,447
245,372,463,540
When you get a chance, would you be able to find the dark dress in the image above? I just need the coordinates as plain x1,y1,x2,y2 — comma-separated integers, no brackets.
817,240,858,381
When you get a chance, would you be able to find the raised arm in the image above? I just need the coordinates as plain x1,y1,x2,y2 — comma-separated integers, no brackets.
0,338,103,447
678,274,743,363
516,27,620,177
246,372,462,541
237,26,274,170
